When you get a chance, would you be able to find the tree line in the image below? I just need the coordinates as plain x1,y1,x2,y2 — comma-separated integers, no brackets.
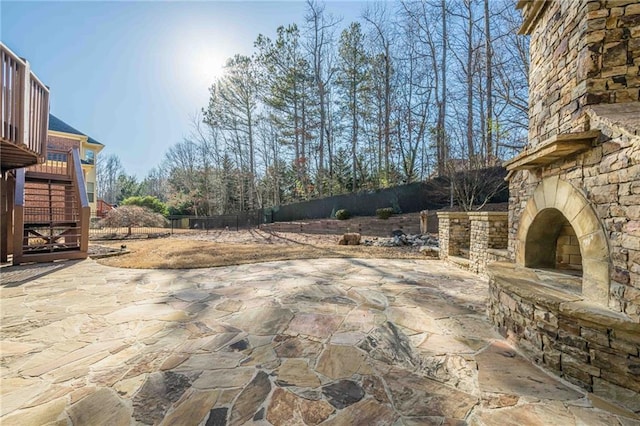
98,0,528,216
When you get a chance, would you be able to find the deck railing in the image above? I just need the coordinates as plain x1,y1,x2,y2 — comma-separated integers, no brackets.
28,149,72,178
70,147,91,254
1,42,49,158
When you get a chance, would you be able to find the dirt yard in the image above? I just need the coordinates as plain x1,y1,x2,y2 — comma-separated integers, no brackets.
94,228,426,269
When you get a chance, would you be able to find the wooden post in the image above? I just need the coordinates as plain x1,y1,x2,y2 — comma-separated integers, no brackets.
20,61,30,147
0,173,15,263
79,206,90,253
12,169,25,265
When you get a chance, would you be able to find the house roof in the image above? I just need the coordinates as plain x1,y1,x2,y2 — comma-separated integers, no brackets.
49,114,104,146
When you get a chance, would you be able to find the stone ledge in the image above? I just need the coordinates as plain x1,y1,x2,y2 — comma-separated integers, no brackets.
436,212,470,219
560,301,640,332
489,262,640,329
490,263,581,310
586,104,640,138
504,130,601,171
486,249,509,257
467,212,509,219
448,255,470,269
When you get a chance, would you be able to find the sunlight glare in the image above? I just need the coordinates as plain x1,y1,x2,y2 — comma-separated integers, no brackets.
186,41,225,87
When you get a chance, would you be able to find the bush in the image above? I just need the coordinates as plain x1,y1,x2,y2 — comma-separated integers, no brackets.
335,209,351,220
376,207,394,220
121,196,169,216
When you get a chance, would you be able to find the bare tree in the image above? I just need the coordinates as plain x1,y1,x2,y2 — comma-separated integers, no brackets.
304,0,339,196
363,3,394,185
96,154,124,205
492,4,528,157
336,22,370,192
484,0,494,164
449,164,507,211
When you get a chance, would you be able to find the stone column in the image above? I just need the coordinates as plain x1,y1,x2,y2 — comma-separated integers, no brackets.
436,212,471,260
469,212,509,275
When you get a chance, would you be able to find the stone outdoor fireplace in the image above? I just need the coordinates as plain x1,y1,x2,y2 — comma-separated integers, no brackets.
487,0,640,414
514,174,610,301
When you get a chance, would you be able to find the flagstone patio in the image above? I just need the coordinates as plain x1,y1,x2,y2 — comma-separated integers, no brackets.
1,258,638,425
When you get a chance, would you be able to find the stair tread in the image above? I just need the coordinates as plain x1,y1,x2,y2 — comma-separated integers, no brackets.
25,178,74,183
24,222,81,226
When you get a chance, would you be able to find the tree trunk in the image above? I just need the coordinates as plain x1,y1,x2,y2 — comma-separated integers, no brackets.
484,0,493,165
441,0,448,175
466,0,475,161
384,45,391,184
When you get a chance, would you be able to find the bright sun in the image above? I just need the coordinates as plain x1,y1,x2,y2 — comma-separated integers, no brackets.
198,49,225,82
185,42,226,87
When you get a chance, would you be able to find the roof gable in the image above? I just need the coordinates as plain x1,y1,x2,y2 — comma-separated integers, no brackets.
49,114,104,146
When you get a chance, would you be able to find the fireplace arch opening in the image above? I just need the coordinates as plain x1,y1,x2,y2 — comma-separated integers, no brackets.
524,208,582,273
516,177,610,304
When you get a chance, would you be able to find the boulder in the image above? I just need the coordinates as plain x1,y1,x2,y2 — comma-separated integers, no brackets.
338,233,361,246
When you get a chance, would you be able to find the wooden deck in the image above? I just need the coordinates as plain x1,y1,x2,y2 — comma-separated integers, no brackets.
1,42,49,172
1,42,50,263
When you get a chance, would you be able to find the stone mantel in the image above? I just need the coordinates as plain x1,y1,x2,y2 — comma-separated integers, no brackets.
503,130,602,172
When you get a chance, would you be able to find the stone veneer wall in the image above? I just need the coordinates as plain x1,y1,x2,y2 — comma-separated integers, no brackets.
436,212,470,259
437,211,508,273
527,0,640,148
469,212,509,275
488,265,640,414
508,106,640,319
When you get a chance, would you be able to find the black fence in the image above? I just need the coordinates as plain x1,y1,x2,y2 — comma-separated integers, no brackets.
89,220,172,240
170,210,264,231
159,169,507,234
268,179,451,223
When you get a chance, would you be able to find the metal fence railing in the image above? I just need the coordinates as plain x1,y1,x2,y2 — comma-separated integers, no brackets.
89,212,264,240
89,217,173,240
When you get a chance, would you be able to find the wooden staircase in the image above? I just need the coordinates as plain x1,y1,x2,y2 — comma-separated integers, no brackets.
12,148,90,264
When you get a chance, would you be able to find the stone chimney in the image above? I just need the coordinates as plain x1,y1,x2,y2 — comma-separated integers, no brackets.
517,0,640,147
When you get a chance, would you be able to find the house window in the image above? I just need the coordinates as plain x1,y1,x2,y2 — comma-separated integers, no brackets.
85,149,95,164
47,152,67,162
87,182,95,203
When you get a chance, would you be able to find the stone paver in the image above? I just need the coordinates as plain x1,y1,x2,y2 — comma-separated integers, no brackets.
1,258,639,425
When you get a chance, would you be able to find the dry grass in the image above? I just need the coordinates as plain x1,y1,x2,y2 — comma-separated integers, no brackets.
95,228,425,269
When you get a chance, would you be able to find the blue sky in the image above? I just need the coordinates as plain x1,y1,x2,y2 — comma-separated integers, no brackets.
2,1,365,178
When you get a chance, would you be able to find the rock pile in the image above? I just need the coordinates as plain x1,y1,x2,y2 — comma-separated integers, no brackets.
363,230,439,256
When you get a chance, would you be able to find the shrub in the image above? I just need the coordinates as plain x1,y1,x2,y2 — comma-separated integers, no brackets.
376,207,394,220
121,196,169,216
335,209,351,220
